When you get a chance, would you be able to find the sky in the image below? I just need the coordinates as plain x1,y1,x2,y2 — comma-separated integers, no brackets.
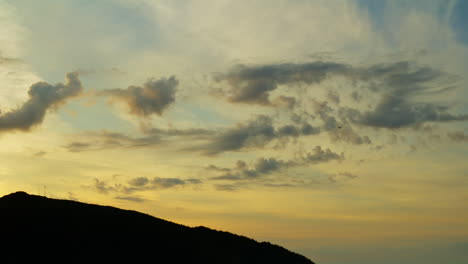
1,0,467,263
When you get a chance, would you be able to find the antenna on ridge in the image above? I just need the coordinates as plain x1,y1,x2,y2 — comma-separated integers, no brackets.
43,185,47,197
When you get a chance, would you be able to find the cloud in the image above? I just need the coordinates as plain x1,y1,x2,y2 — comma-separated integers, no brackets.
142,127,215,138
99,76,178,117
0,53,21,65
328,172,359,183
124,176,202,193
64,127,215,152
210,146,344,182
93,176,202,195
128,177,149,187
211,157,289,181
328,126,372,145
357,96,468,129
216,60,467,129
214,184,239,191
348,62,467,128
0,72,82,132
186,178,202,184
327,90,340,104
302,146,345,163
215,61,350,105
448,131,468,142
65,114,320,155
311,100,371,145
94,178,116,194
75,67,126,76
151,177,186,189
62,60,466,157
192,115,274,155
350,91,362,102
190,115,320,155
114,196,146,203
33,151,47,157
64,131,161,152
66,142,95,152
272,95,297,109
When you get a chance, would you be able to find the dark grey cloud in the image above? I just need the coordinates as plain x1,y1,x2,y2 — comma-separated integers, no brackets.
99,76,178,117
217,60,467,129
190,115,320,155
328,126,372,145
94,178,116,194
0,72,83,132
201,115,275,155
448,131,468,142
211,157,290,181
311,100,371,145
276,125,301,137
357,95,468,129
210,146,343,182
301,146,344,163
215,61,349,105
151,177,186,189
128,177,149,187
346,62,466,128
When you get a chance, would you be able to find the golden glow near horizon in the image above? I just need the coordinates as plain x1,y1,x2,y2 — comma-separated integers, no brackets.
1,1,468,263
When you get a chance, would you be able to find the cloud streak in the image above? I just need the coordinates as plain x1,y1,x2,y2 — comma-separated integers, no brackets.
124,176,202,193
189,115,320,155
64,127,215,152
210,146,344,182
93,176,202,195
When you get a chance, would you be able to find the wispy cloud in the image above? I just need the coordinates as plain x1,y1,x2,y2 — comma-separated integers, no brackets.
114,195,146,203
188,115,320,155
64,127,215,152
210,146,344,182
93,176,202,195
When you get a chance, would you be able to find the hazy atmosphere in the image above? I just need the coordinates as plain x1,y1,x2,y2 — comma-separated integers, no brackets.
1,0,467,263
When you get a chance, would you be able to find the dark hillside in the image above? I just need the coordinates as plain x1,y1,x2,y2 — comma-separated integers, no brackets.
0,191,314,264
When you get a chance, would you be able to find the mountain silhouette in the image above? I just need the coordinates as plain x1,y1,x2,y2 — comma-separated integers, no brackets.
0,191,314,263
